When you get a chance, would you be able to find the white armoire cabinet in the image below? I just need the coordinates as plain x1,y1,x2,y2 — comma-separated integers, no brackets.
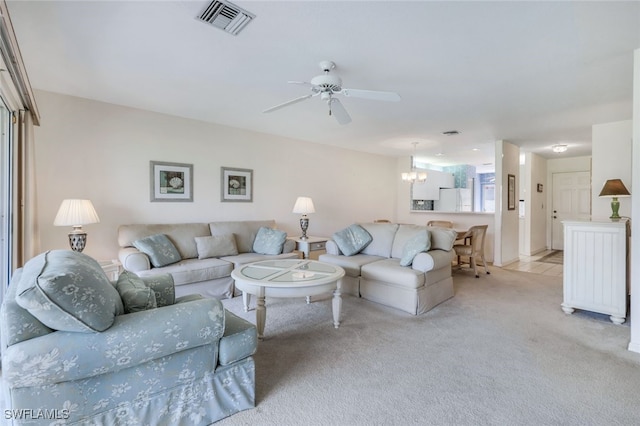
561,219,629,324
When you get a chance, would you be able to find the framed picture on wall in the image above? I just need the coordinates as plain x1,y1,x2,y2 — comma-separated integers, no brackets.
221,167,253,202
508,174,516,210
150,161,193,202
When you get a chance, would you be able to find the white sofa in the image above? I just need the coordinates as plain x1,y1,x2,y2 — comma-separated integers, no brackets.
118,220,298,299
319,223,457,315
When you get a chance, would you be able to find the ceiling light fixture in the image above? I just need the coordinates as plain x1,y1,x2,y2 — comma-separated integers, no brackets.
402,142,427,183
552,144,568,153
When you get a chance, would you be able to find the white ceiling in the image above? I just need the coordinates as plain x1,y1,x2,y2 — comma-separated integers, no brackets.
7,1,640,171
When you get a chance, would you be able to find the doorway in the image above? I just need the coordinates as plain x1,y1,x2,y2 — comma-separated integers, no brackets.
551,171,591,250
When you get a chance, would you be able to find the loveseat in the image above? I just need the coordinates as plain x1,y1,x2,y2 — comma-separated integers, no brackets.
118,220,298,299
1,250,257,425
319,222,458,315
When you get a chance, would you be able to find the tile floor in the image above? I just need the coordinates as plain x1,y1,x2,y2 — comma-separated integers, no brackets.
502,249,563,277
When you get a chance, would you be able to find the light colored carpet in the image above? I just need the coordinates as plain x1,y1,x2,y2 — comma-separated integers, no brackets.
219,267,640,426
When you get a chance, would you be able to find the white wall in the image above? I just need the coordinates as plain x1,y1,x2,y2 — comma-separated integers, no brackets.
592,120,633,220
33,91,397,261
628,49,640,354
522,152,547,255
494,140,520,267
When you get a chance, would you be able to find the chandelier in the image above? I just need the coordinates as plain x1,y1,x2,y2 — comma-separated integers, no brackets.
401,142,427,183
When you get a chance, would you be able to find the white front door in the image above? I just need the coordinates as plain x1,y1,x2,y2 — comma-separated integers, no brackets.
551,171,591,250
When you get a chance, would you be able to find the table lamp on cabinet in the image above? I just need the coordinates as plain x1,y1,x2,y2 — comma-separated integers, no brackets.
598,179,631,220
54,199,100,252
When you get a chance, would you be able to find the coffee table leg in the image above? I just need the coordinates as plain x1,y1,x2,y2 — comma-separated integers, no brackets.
256,296,266,339
242,291,251,312
332,279,342,328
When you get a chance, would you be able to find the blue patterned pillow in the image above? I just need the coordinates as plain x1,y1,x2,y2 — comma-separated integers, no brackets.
16,250,124,332
333,224,373,256
116,271,157,313
252,227,287,255
400,230,430,266
133,234,181,267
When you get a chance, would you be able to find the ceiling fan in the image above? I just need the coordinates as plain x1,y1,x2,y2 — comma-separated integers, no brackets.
263,60,401,125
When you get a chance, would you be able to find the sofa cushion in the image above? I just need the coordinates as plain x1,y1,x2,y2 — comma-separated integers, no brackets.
252,227,287,255
116,271,157,313
118,223,210,259
400,230,430,266
133,234,181,267
317,253,385,277
361,258,425,289
195,234,239,259
16,250,124,332
391,224,430,259
209,220,276,253
359,223,399,258
429,227,459,251
136,257,234,286
332,224,373,256
219,310,257,366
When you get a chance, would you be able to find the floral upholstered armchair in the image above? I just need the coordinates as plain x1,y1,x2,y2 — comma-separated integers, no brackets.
1,250,257,425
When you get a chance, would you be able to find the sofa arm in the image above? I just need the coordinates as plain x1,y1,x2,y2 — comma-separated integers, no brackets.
119,247,151,272
325,239,342,255
2,298,225,388
283,239,295,254
412,250,454,272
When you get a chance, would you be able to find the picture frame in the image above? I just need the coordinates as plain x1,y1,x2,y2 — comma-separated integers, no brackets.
221,167,253,202
150,161,193,202
537,183,543,193
508,174,516,210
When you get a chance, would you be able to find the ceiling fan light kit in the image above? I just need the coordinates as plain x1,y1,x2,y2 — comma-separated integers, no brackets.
263,60,401,125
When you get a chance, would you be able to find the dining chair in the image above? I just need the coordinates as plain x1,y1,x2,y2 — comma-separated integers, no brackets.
453,224,490,278
427,220,453,228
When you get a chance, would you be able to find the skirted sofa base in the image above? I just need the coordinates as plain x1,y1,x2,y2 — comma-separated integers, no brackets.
319,223,456,315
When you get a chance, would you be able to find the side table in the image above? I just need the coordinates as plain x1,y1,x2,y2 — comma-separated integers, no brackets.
289,236,328,260
99,259,123,281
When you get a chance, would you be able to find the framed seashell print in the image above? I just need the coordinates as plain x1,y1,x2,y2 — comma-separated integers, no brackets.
221,167,253,202
150,161,193,202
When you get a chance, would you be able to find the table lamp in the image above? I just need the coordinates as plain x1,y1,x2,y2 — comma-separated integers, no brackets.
292,196,315,240
54,199,100,252
598,179,631,220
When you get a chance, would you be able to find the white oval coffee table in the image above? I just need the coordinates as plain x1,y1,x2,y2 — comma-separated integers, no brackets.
231,259,345,339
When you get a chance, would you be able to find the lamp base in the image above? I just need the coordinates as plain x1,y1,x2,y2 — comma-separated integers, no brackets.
68,231,87,252
299,216,309,240
610,197,621,220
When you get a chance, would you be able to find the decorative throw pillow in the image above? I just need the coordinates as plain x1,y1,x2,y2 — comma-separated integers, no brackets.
252,227,287,255
195,234,239,259
332,224,373,256
429,227,459,251
133,234,181,267
116,271,157,313
16,250,124,333
400,230,431,266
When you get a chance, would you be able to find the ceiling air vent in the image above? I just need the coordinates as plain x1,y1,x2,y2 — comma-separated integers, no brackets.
197,0,255,36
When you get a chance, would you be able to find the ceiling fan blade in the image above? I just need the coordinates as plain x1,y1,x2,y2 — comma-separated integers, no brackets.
288,81,313,86
263,94,313,113
341,88,401,102
329,98,351,125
